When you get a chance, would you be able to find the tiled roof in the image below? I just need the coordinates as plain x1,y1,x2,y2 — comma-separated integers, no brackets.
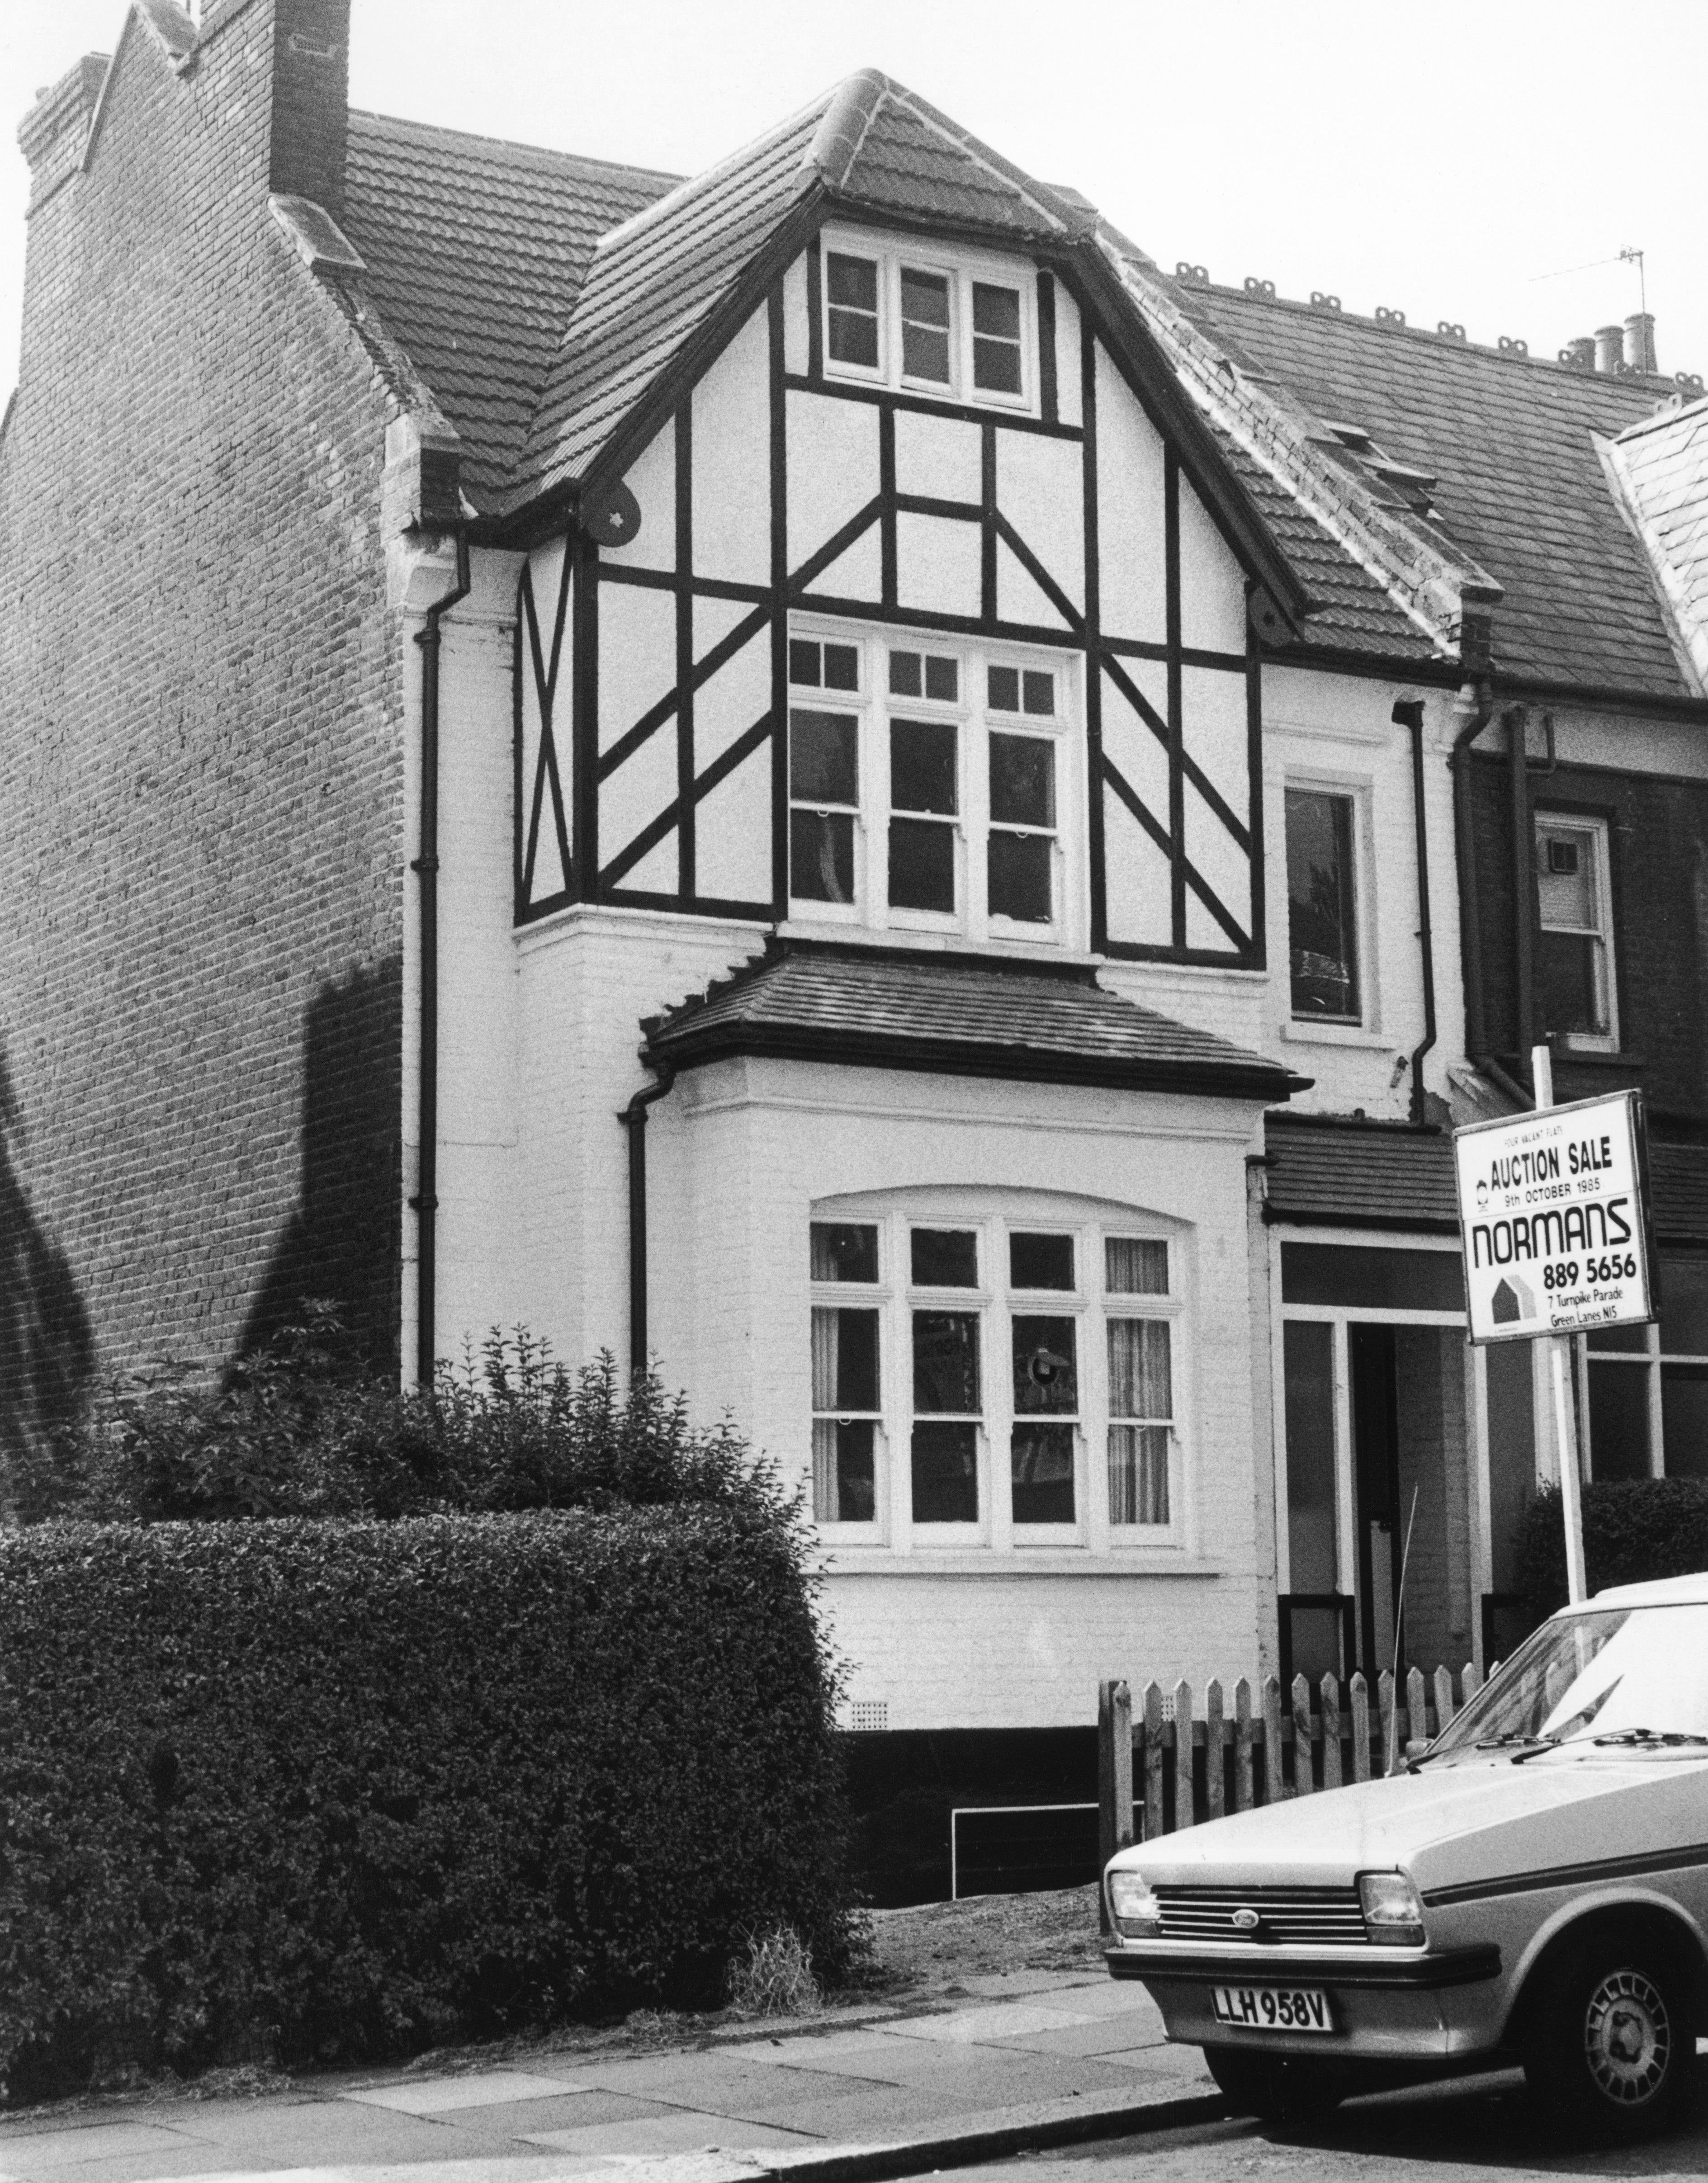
341,111,678,506
643,943,1304,1101
1608,397,1708,695
1263,1115,1460,1231
1170,285,1690,698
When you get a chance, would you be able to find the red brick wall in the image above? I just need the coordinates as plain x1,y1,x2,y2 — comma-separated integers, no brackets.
0,0,405,1467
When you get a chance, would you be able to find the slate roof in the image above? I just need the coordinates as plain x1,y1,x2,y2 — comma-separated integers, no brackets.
1609,397,1708,695
1170,284,1692,698
1263,1114,1460,1232
340,111,678,506
643,943,1305,1101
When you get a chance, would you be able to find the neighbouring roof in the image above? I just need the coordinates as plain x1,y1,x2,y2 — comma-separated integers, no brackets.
1607,397,1708,697
643,943,1306,1101
1170,283,1695,699
340,111,678,506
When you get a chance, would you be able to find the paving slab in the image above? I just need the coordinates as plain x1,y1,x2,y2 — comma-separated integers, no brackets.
952,1971,1096,2000
982,2016,1171,2061
346,2075,590,2117
0,2125,209,2172
517,2116,812,2158
879,2003,1091,2046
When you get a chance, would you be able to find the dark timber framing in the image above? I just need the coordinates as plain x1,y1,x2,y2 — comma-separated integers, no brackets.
512,219,1268,966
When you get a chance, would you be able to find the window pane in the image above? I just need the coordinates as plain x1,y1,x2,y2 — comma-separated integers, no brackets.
891,651,957,701
790,709,858,803
890,719,957,813
1011,1232,1074,1290
989,832,1052,922
972,282,1020,340
823,643,859,691
830,310,879,369
913,1309,981,1411
1588,1359,1650,1480
989,733,1055,826
1279,1243,1463,1312
988,664,1020,711
1286,788,1359,1019
1012,1315,1077,1413
814,1418,876,1522
1106,1237,1169,1295
1108,1424,1169,1524
812,1306,879,1411
900,268,951,383
972,284,1022,396
1282,1320,1338,1593
827,252,878,311
1661,1252,1708,1355
1536,825,1599,929
912,1420,978,1521
974,337,1022,395
1661,1366,1708,1477
1586,1322,1648,1352
926,655,959,701
810,1221,878,1283
826,252,879,370
889,650,923,697
1012,1424,1074,1522
1536,931,1607,1039
1022,670,1054,716
789,639,821,686
888,817,956,912
790,809,856,902
1108,1318,1171,1418
912,1229,978,1287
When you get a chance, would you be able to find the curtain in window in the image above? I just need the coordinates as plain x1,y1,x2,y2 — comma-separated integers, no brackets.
1106,1237,1169,1295
812,1309,839,1517
1108,1318,1171,1524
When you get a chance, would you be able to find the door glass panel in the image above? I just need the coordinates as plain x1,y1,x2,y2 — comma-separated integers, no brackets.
1588,1359,1650,1479
1484,1337,1535,1591
1661,1365,1708,1477
1282,1321,1337,1593
1660,1252,1708,1354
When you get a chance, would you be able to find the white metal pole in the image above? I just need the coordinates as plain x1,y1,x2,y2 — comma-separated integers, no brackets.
1532,1044,1588,1602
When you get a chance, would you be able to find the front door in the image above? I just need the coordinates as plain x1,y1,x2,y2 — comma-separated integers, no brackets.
1349,1325,1400,1676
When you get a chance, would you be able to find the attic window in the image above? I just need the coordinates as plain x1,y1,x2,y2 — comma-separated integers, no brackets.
819,228,1036,414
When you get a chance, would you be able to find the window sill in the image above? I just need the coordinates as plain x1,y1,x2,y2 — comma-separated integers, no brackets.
1550,1043,1642,1068
1278,1020,1394,1050
778,918,1098,968
818,1548,1222,1577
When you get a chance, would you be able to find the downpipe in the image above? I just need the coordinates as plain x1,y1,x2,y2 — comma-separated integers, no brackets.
1445,674,1531,1104
618,1063,677,1376
1393,699,1435,1126
411,529,471,1389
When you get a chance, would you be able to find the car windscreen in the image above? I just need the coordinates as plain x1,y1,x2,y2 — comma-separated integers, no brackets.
1427,1604,1708,1760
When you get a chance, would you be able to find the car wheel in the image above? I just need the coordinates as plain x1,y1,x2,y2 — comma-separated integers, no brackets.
1523,1936,1696,2141
1204,2044,1347,2125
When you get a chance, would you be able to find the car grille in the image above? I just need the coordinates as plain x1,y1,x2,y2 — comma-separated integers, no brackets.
1151,1884,1368,1947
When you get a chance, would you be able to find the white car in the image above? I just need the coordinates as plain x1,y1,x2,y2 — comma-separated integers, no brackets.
1104,1573,1708,2141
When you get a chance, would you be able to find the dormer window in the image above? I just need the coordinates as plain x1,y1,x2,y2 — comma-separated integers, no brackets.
819,229,1036,413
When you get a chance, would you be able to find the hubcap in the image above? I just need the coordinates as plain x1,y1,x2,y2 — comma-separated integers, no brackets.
1583,1969,1670,2105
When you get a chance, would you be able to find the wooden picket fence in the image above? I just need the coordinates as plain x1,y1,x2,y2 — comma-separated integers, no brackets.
1096,1662,1482,1871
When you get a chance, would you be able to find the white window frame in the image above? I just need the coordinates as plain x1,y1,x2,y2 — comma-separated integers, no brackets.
808,1193,1190,1556
786,615,1084,950
1282,773,1374,1033
819,226,1037,416
1534,810,1619,1054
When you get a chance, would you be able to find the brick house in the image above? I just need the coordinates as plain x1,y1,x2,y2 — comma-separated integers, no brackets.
5,0,1708,1874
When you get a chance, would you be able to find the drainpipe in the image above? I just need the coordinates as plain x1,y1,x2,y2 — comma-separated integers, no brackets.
1507,704,1535,1063
1446,672,1496,1077
1394,700,1435,1125
618,1062,677,1375
411,529,471,1389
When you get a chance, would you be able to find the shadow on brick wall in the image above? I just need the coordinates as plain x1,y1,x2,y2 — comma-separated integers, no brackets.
238,956,402,1373
0,1054,95,1517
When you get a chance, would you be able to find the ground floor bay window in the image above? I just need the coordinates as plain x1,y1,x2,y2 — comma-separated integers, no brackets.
809,1191,1187,1552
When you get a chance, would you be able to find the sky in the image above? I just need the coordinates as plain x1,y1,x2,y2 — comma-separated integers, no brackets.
0,0,1704,408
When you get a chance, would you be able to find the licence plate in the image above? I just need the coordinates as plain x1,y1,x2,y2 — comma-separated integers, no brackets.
1210,1984,1333,2034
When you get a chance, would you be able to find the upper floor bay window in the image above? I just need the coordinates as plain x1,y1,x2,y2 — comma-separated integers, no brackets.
1286,786,1361,1021
1535,813,1618,1051
809,1202,1186,1551
788,622,1078,947
821,230,1035,412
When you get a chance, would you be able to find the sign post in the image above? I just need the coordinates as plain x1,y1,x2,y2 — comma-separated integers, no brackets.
1452,1054,1656,1607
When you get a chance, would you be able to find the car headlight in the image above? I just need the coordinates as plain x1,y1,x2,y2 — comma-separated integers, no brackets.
1107,1866,1162,1937
1358,1870,1425,1946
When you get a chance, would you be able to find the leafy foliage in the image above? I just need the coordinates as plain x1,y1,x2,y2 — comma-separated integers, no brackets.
0,1508,855,2103
1514,1477,1708,1627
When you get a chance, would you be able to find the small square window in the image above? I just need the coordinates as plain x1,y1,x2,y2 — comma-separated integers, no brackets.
912,1228,979,1287
1107,1237,1169,1295
826,252,880,370
972,282,1023,396
988,664,1020,712
889,650,959,702
900,266,952,384
1022,669,1055,716
790,639,859,691
812,1222,879,1282
1010,1232,1074,1290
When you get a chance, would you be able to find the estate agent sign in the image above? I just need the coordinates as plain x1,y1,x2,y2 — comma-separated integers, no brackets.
1453,1088,1655,1345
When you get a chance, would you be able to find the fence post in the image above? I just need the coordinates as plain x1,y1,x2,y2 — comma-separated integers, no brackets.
1462,1659,1482,1703
1407,1665,1429,1751
1173,1679,1194,1834
1378,1668,1396,1774
1143,1681,1165,1840
1262,1675,1284,1803
1292,1673,1315,1796
1434,1664,1456,1737
1349,1672,1370,1782
1320,1673,1342,1790
1206,1678,1226,1822
1096,1679,1133,1932
1233,1677,1254,1812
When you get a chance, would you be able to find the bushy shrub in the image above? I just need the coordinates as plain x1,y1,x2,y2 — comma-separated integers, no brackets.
1515,1477,1708,1626
0,1508,854,2103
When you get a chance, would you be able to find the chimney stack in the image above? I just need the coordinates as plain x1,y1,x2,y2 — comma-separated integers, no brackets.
17,55,109,209
1594,323,1625,374
269,0,350,219
1624,312,1658,376
1561,336,1596,373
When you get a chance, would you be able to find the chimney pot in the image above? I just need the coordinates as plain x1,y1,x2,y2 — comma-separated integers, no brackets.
1594,323,1625,374
1625,311,1658,376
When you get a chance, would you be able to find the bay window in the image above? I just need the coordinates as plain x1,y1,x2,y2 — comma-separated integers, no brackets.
808,1202,1186,1548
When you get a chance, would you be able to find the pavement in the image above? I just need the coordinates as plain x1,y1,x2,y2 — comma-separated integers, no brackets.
0,1968,1223,2183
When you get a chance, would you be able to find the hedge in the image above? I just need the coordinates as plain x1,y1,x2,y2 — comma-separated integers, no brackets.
1514,1477,1708,1628
0,1508,853,2102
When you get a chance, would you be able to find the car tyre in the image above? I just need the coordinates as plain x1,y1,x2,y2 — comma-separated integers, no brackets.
1204,2044,1347,2126
1523,1935,1698,2143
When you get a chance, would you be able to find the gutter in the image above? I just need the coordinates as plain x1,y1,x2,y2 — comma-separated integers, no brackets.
1393,699,1435,1125
617,1063,677,1375
411,529,471,1389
